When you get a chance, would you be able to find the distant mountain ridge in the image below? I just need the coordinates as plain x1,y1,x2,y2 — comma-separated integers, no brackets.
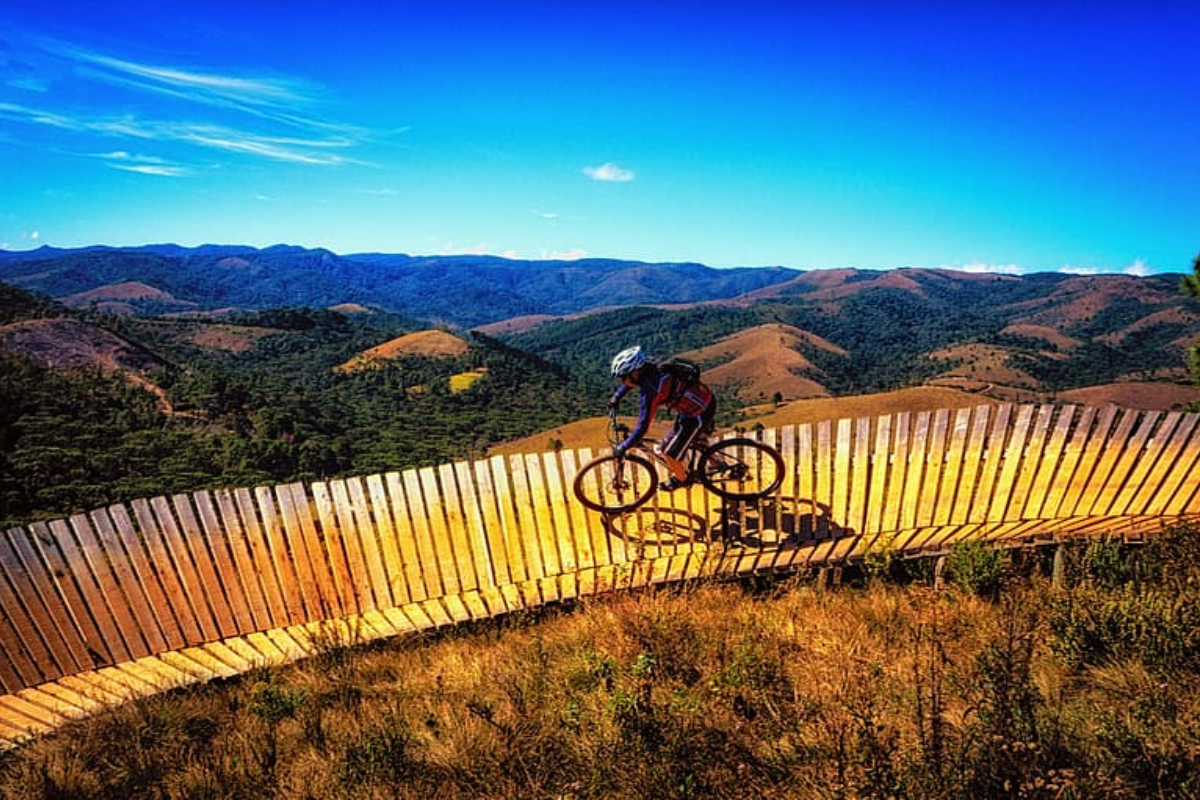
0,244,798,327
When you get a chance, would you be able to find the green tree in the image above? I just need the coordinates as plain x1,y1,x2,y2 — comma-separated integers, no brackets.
1179,252,1200,387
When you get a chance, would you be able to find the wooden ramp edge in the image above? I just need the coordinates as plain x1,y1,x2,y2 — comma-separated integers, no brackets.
4,402,1200,748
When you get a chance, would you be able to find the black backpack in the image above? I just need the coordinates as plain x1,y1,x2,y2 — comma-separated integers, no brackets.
657,356,702,400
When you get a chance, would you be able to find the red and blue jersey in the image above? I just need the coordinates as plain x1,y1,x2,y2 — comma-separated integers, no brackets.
611,364,713,452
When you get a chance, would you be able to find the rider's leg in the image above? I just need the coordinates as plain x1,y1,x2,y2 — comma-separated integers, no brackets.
657,415,701,488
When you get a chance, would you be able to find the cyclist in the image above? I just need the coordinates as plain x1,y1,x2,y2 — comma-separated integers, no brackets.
608,345,716,491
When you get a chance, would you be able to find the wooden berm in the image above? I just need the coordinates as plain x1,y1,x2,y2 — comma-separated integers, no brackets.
3,402,1200,747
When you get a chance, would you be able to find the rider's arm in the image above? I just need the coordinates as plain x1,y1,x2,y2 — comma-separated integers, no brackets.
610,382,631,407
617,376,665,452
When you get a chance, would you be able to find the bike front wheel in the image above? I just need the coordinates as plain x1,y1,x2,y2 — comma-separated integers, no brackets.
698,438,784,501
573,453,658,513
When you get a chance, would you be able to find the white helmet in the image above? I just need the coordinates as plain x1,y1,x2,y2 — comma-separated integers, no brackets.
610,346,647,378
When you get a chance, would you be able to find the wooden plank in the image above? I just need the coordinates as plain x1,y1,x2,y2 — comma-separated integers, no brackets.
489,455,531,584
107,503,186,651
401,468,447,598
1131,413,1200,515
190,490,256,634
73,511,154,660
234,487,289,627
438,463,485,593
384,472,430,602
472,458,518,586
1021,405,1076,519
144,497,219,642
1111,412,1181,516
418,466,463,596
950,406,991,524
253,486,306,626
934,407,972,526
1005,405,1055,520
0,567,43,691
864,415,893,535
987,404,1035,521
794,424,817,541
365,473,408,607
1074,407,1138,516
170,494,240,639
1057,405,1119,517
527,451,570,575
345,477,392,610
969,403,1013,524
212,489,271,631
832,418,853,528
1159,424,1200,516
129,499,203,646
1041,406,1098,519
56,516,130,664
839,418,866,535
566,448,620,570
1087,411,1160,516
90,507,167,655
881,413,910,534
916,409,951,528
814,421,834,538
311,481,359,616
271,484,322,619
326,480,375,613
1,528,83,677
509,454,550,586
35,521,110,670
900,411,931,531
453,461,501,587
540,453,579,574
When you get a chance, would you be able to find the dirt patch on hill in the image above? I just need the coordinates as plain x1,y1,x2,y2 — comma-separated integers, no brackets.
190,324,283,352
336,329,469,372
680,323,843,403
1056,381,1200,410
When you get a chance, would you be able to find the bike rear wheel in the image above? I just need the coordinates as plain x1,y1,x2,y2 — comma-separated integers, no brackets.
697,438,784,501
573,453,658,513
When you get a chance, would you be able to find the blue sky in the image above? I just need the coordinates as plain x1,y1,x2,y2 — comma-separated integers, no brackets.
1,2,1196,274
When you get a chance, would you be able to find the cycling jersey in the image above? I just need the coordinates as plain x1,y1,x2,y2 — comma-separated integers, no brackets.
611,363,713,454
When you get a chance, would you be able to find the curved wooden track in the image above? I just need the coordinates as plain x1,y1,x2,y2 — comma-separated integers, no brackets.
3,402,1200,747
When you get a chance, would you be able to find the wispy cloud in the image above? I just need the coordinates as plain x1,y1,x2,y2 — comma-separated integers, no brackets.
97,150,190,177
0,100,359,167
1,37,371,171
583,162,635,182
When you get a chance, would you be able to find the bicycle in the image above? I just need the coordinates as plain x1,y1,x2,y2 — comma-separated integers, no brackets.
572,410,785,514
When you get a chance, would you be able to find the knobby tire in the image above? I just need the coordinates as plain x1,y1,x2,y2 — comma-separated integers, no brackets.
698,438,784,501
573,452,658,513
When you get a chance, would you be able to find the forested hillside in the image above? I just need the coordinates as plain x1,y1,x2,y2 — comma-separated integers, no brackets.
3,251,1199,530
0,284,601,529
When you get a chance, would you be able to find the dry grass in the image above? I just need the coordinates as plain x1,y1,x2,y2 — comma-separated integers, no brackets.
335,329,469,373
6,529,1200,800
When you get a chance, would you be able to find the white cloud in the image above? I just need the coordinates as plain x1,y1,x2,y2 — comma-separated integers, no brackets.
583,162,635,182
97,150,189,176
952,261,1025,275
544,249,587,261
1124,259,1151,277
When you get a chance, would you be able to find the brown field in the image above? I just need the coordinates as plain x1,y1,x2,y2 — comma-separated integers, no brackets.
928,342,1042,388
681,322,842,402
335,328,469,372
999,322,1082,350
1056,380,1200,410
189,324,283,352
